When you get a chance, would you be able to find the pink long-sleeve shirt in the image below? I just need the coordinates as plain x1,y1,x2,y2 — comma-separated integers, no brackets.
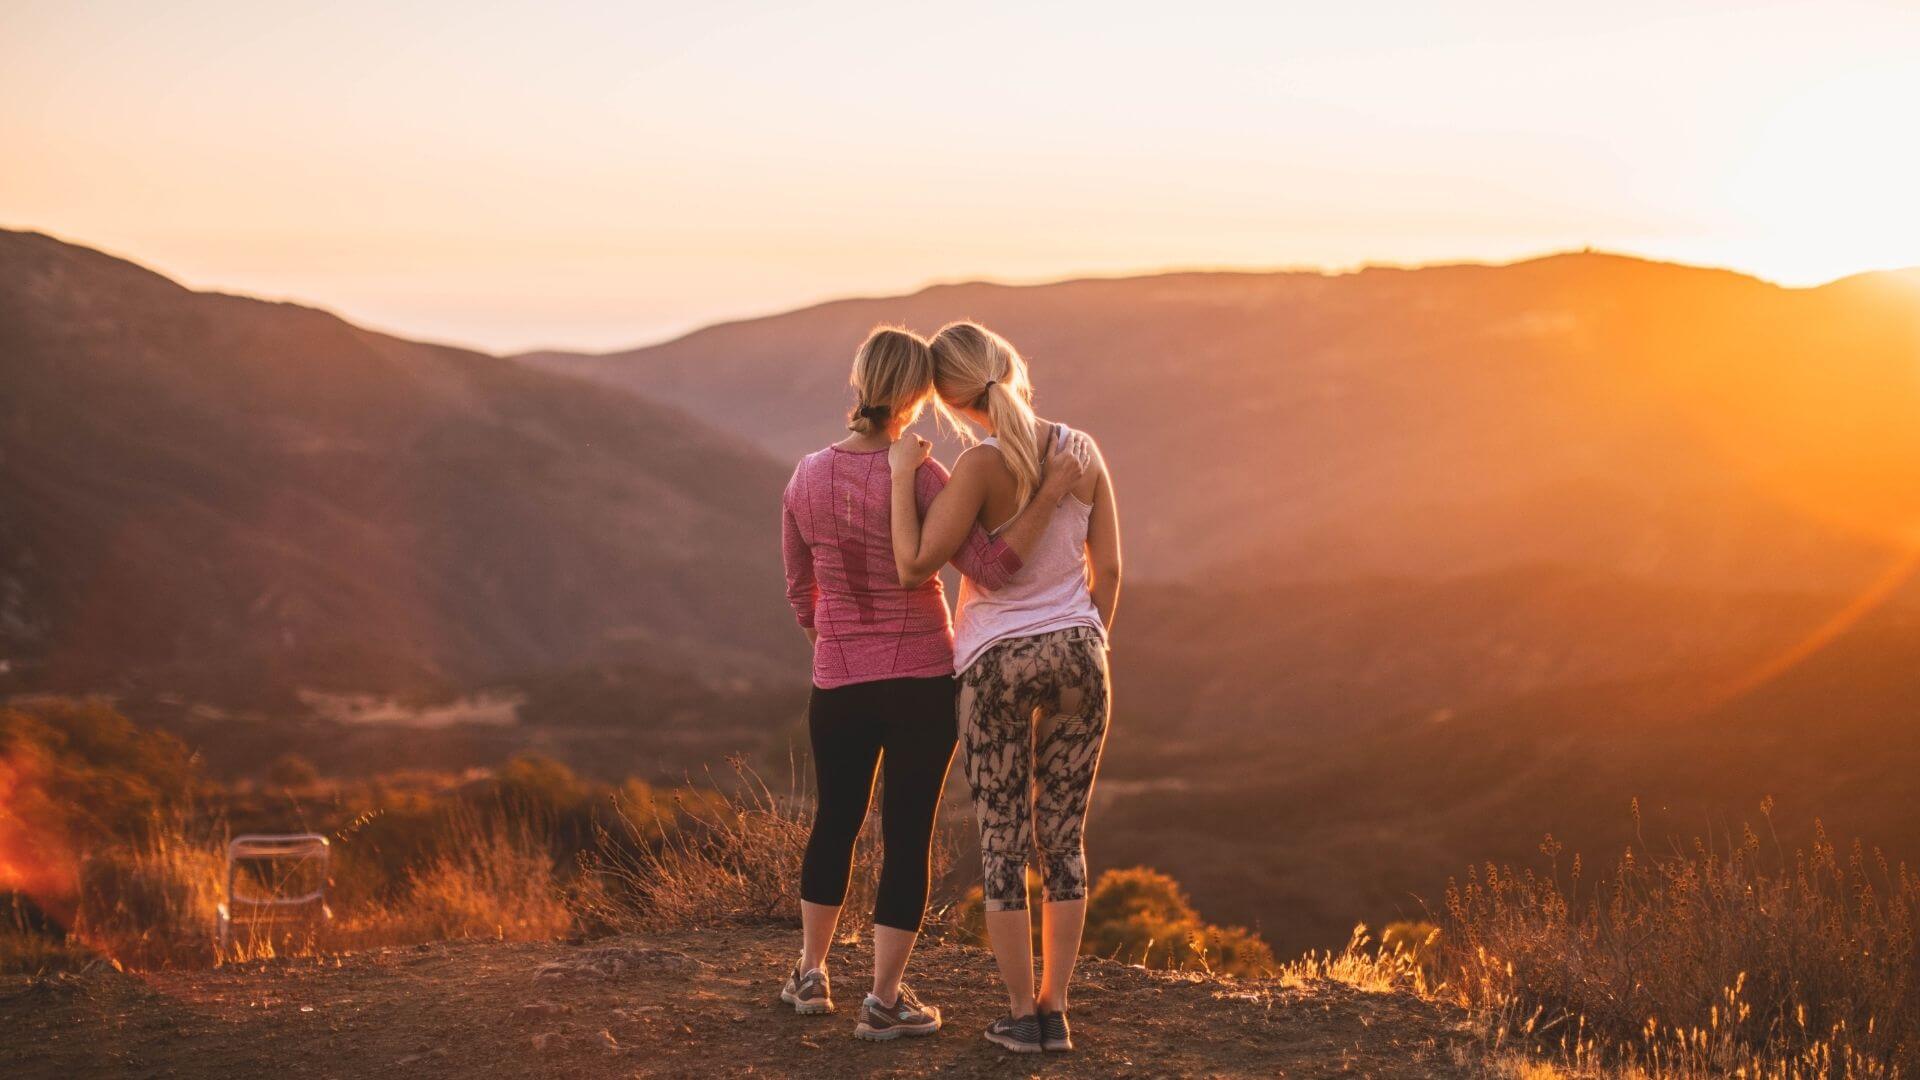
782,445,1024,689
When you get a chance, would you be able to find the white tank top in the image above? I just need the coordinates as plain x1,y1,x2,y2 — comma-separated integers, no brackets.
951,424,1106,674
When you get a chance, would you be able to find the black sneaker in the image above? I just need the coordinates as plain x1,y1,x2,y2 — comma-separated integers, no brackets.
983,1013,1043,1054
781,964,833,1014
854,983,941,1041
1039,1009,1073,1052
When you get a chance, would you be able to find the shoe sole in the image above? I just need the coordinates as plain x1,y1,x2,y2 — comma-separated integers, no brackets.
983,1031,1044,1054
781,989,833,1014
1043,1040,1075,1052
854,1020,940,1041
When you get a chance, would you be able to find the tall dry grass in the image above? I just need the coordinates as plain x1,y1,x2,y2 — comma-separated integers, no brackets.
3,802,576,970
325,804,572,951
577,757,950,937
60,811,228,968
1441,802,1919,1078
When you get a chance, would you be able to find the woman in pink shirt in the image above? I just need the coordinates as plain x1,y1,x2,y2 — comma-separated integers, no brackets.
778,326,1082,1041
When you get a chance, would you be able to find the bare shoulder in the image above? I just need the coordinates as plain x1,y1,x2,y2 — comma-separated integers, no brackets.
952,442,1005,479
1061,425,1106,477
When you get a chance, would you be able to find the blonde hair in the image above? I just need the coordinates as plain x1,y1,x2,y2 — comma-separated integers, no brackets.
929,321,1044,507
847,326,934,436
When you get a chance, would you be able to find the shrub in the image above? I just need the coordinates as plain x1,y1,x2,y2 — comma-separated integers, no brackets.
950,865,1277,977
1081,866,1276,976
1441,803,1920,1077
69,818,226,968
343,810,571,946
577,759,930,937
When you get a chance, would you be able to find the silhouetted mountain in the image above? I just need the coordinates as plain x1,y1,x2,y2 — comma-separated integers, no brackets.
0,230,802,712
524,254,1920,592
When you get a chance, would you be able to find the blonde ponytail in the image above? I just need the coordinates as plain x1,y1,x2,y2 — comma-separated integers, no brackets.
929,321,1044,508
846,326,934,436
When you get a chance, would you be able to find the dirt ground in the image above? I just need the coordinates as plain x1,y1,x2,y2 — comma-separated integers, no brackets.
1,926,1491,1079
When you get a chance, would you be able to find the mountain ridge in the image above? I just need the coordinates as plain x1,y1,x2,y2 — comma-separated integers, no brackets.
521,247,1920,588
0,228,803,716
521,248,1901,361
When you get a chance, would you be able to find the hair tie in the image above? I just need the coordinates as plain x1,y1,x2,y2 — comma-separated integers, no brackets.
856,403,891,422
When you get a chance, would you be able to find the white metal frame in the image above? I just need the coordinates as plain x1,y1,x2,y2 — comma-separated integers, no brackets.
216,833,332,952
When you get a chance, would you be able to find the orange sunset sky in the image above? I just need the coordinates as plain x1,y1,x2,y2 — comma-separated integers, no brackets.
4,0,1918,353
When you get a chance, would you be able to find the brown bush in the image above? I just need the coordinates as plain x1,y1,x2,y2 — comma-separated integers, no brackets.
1441,802,1919,1077
948,865,1277,978
576,759,943,937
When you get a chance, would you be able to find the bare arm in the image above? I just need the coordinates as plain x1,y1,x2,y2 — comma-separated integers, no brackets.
919,461,1020,589
889,438,1082,588
1085,444,1122,631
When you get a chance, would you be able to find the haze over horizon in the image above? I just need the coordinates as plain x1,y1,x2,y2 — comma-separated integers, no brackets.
6,0,1918,352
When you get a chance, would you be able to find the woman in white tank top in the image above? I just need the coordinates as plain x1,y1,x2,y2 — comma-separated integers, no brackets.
886,321,1122,1055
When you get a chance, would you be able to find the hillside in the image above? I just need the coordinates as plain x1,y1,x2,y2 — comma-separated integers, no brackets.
522,254,1920,949
523,255,1920,591
0,927,1484,1079
0,231,803,730
9,231,1920,960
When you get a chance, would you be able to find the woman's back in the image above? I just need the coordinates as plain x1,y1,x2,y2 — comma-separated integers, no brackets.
952,423,1104,674
784,443,1026,688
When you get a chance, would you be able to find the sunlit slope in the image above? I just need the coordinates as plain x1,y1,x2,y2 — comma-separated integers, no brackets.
0,230,800,705
526,254,1920,589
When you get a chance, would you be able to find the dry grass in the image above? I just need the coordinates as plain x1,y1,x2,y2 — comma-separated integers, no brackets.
326,807,571,951
576,758,939,938
1440,802,1919,1078
1275,923,1434,995
59,812,228,969
4,803,575,971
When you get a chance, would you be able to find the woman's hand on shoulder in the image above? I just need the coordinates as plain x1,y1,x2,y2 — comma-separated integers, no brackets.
1040,440,1085,498
889,433,932,474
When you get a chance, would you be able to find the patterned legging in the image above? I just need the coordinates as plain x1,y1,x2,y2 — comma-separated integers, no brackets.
959,626,1110,911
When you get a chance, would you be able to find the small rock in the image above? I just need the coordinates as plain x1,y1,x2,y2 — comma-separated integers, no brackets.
597,1029,621,1053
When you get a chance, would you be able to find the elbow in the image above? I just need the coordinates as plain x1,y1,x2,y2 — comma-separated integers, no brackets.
1094,560,1122,587
900,554,942,588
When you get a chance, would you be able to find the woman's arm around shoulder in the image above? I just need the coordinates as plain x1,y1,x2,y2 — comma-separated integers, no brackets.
889,438,1084,589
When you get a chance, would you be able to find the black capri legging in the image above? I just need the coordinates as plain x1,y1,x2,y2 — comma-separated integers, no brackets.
799,675,958,933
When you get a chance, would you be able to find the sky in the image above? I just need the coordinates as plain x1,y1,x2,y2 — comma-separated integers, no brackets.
4,0,1918,353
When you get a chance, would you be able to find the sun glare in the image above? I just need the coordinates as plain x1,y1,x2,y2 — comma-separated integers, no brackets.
1728,65,1920,285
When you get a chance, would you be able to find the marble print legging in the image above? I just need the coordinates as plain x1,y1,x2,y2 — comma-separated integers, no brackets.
959,626,1111,912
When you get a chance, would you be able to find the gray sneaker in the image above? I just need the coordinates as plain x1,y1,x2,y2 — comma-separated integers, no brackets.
1039,1009,1073,1051
853,983,941,1041
983,1013,1043,1053
780,964,833,1014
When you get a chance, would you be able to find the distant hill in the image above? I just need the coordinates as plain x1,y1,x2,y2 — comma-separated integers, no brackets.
0,230,803,712
523,255,1920,591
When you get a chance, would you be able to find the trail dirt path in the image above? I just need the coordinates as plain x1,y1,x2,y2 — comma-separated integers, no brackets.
2,927,1490,1078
